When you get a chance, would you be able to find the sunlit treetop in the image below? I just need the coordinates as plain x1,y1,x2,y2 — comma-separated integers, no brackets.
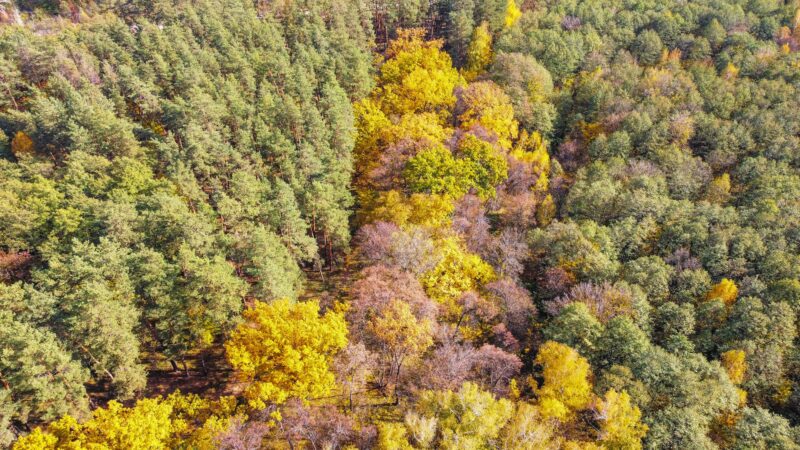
376,28,465,119
225,299,348,410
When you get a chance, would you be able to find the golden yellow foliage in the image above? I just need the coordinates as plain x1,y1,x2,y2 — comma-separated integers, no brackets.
774,380,793,404
80,399,175,448
353,98,392,176
376,422,413,450
499,402,559,450
536,194,556,227
512,130,551,193
721,349,746,385
13,392,240,450
15,399,175,450
367,299,434,372
596,390,648,449
420,236,496,313
722,62,739,80
505,0,523,28
225,299,348,410
563,441,603,450
579,121,604,142
12,428,57,450
377,29,464,119
457,81,519,149
508,379,521,401
386,112,451,145
359,190,455,229
464,22,493,81
736,388,748,408
10,131,34,156
163,392,241,449
534,341,593,421
666,48,682,63
706,173,731,204
706,278,738,305
415,382,513,449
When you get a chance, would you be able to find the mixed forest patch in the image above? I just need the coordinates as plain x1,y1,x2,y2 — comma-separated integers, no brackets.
2,0,800,448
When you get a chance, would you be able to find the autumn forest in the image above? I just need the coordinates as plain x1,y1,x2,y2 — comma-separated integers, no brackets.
2,0,800,448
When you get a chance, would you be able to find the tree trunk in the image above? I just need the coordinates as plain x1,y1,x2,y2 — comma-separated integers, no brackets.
200,354,208,375
327,235,334,271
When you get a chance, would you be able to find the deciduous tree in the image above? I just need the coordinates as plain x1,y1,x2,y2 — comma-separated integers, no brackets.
225,299,348,409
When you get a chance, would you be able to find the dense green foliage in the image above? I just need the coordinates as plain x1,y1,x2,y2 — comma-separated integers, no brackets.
3,0,800,447
0,0,372,441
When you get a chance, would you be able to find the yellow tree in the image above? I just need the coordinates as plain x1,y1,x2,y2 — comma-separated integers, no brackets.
710,350,748,446
353,98,392,181
420,236,496,314
10,131,34,156
354,106,450,192
368,299,434,398
721,350,746,385
721,349,748,407
225,299,348,410
457,81,519,149
464,22,493,81
13,392,238,450
376,423,414,450
14,399,175,450
706,278,738,306
534,341,593,420
511,130,551,194
705,173,731,204
500,402,560,450
353,29,462,197
414,382,513,450
376,28,464,119
358,190,455,229
505,0,523,28
596,390,648,449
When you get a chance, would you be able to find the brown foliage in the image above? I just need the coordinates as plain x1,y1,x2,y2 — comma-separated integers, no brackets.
0,250,33,282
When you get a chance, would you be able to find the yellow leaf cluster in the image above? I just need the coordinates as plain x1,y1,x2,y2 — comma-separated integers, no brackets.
706,278,738,305
500,402,559,450
358,190,455,229
463,22,493,81
377,29,464,119
534,341,592,420
722,62,739,80
13,392,241,450
721,349,746,385
597,390,648,449
367,299,434,362
386,112,451,145
353,98,392,175
505,0,523,28
15,399,174,450
376,422,413,450
706,173,731,204
537,194,556,226
10,131,34,156
563,441,603,450
420,236,496,313
512,130,551,193
458,81,519,149
225,299,348,410
415,382,513,450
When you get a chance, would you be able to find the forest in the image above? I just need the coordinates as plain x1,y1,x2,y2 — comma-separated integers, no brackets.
1,0,800,448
